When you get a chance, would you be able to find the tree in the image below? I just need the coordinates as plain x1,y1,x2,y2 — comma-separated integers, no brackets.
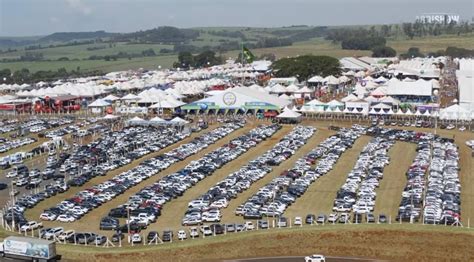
400,47,424,59
177,51,194,68
12,68,30,83
407,47,424,58
271,55,340,81
193,50,222,68
341,37,386,50
0,69,11,82
371,46,397,57
380,25,391,37
402,23,415,39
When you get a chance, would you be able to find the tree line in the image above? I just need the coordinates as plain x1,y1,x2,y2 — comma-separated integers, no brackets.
0,68,104,84
271,55,341,81
174,50,223,69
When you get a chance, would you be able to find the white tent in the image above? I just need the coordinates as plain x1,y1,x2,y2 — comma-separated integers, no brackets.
277,109,302,119
341,94,358,102
127,116,147,125
279,94,291,100
121,93,140,101
270,84,287,94
102,114,120,120
149,100,179,109
103,94,120,101
338,75,350,83
306,99,325,106
371,103,392,110
308,75,324,83
295,86,312,93
286,84,300,93
88,99,111,107
440,104,471,120
149,116,167,126
326,99,344,108
324,75,340,85
170,117,189,125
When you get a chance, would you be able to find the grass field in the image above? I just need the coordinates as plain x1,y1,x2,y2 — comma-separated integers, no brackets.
7,224,471,262
373,142,417,219
283,135,372,218
1,33,473,73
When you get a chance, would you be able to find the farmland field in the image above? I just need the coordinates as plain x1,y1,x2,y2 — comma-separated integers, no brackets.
1,32,473,73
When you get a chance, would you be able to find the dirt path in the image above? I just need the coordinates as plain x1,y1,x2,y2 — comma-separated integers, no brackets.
284,135,372,218
220,127,336,224
152,125,294,231
373,142,417,219
23,123,223,225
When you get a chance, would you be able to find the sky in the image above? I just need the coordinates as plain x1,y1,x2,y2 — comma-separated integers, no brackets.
0,0,472,36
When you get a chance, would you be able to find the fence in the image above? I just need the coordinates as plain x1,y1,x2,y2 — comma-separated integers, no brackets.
0,212,471,249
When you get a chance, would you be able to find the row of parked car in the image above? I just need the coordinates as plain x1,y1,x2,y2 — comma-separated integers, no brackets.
0,137,37,153
365,126,463,225
41,125,198,222
182,124,282,225
424,140,461,224
236,126,364,220
100,121,246,229
105,121,276,232
333,137,393,214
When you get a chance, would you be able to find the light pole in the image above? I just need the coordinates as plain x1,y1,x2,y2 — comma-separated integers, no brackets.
433,89,439,136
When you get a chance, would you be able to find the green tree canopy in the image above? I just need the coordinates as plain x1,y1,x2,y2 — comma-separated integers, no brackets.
271,55,341,81
372,46,397,57
177,51,194,68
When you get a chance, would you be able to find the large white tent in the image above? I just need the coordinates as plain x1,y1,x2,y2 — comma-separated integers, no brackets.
182,86,290,113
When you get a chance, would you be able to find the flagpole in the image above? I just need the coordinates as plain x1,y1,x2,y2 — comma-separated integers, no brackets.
241,42,244,85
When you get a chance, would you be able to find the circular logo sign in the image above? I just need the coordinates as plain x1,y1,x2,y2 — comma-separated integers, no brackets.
223,92,237,106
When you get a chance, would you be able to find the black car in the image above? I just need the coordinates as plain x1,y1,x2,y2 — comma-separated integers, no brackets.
100,217,119,230
0,183,8,190
162,230,173,242
353,213,363,223
111,232,124,243
378,214,388,223
305,214,316,224
147,231,159,242
210,224,224,234
366,213,375,223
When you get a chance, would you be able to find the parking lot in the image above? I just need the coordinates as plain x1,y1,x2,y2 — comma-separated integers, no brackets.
1,117,473,247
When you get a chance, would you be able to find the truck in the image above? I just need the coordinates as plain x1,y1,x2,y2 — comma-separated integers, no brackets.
0,236,61,261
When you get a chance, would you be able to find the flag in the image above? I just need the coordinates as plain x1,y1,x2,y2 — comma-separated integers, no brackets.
242,46,255,63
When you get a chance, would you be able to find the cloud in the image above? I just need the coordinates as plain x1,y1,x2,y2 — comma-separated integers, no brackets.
49,17,60,23
65,0,92,15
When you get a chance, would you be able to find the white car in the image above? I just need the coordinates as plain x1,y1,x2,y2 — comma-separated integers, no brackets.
40,213,57,221
177,230,187,240
44,227,64,240
58,230,75,241
305,254,326,262
294,216,302,226
189,227,199,238
200,225,213,236
131,233,142,244
244,221,255,231
56,214,76,223
20,221,42,232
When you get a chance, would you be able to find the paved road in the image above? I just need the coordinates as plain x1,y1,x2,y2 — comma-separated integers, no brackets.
224,256,387,262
